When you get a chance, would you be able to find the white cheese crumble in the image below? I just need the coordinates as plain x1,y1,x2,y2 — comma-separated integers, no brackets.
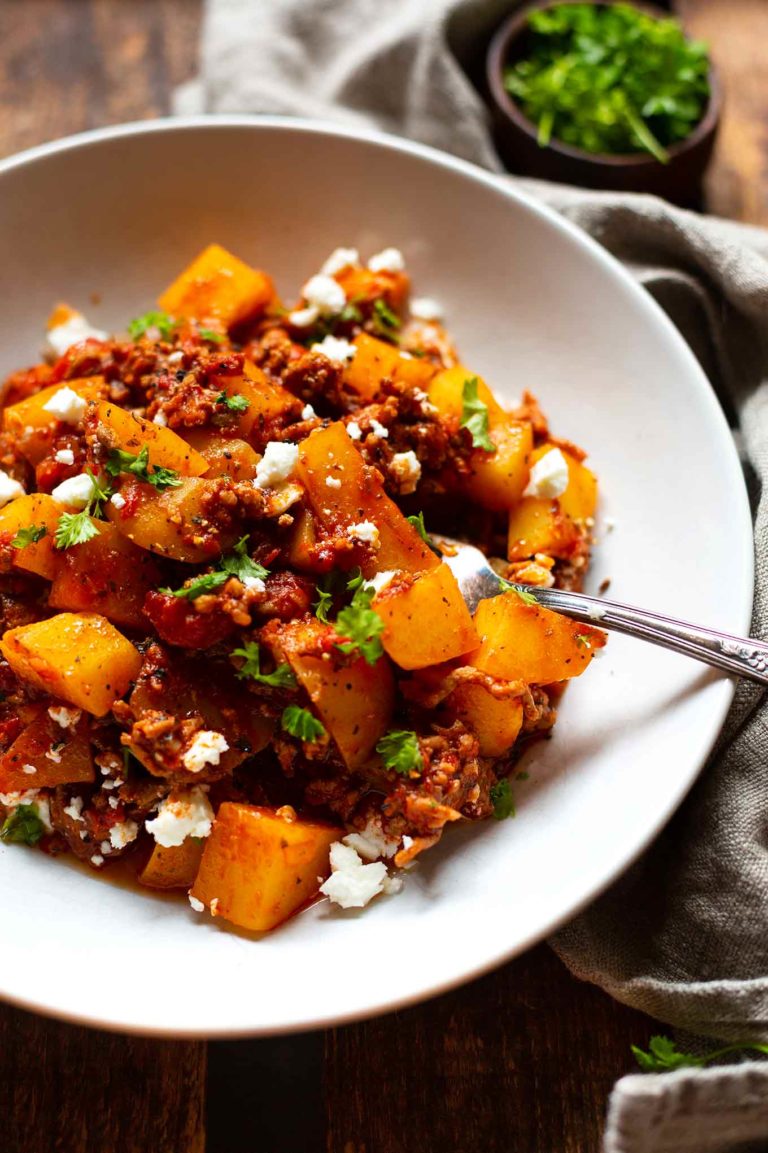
109,819,139,851
182,732,229,775
110,492,126,510
146,787,215,847
586,603,606,621
167,350,184,365
310,335,357,364
45,744,62,763
523,448,570,500
369,419,389,440
410,296,444,321
301,274,346,316
367,247,405,273
402,834,414,850
108,797,119,810
63,796,84,822
320,247,359,276
254,441,299,490
46,314,107,358
319,841,389,909
0,471,24,509
343,819,399,861
242,575,266,593
48,705,81,729
363,570,396,595
348,521,380,547
54,448,75,465
51,471,96,508
100,840,111,854
346,421,362,441
90,854,104,868
301,404,316,420
42,386,88,425
188,894,205,913
22,764,37,776
288,306,320,328
325,476,342,489
153,411,168,427
390,450,421,494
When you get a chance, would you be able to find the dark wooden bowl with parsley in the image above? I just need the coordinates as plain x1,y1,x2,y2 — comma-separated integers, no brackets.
485,0,720,203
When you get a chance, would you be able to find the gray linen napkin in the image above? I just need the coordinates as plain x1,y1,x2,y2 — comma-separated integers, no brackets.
179,3,768,1149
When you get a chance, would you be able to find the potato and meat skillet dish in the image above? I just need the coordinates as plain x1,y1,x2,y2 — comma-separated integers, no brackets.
0,243,604,931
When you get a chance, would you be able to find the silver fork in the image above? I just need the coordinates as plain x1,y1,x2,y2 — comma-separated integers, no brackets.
436,536,768,687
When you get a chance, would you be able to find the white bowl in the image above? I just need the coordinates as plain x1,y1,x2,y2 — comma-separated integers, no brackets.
0,118,752,1036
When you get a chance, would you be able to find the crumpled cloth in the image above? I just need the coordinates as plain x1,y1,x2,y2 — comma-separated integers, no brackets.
179,3,768,1149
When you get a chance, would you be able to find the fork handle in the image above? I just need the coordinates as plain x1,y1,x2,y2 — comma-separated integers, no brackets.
521,585,768,686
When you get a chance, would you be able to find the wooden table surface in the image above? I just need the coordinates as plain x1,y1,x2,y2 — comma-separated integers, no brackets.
0,2,763,1150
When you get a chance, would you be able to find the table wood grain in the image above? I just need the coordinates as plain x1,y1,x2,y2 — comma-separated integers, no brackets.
0,1,760,1150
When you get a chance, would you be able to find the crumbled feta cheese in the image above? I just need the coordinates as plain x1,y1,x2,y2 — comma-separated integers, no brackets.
288,306,320,328
301,274,346,316
381,874,404,895
153,410,168,427
48,706,81,729
320,841,388,909
369,419,389,440
301,404,316,421
346,421,362,441
42,386,88,425
100,841,111,854
145,787,215,847
311,335,357,364
348,521,380,547
402,834,414,850
109,819,139,851
343,819,399,861
254,441,299,490
390,450,421,494
242,575,266,593
110,492,126,510
45,745,62,763
90,854,104,867
325,476,342,490
54,448,75,465
188,894,205,913
109,797,119,810
22,764,37,776
63,796,84,822
0,471,24,509
51,472,95,508
523,448,569,500
586,603,606,621
410,296,444,321
168,350,184,365
363,570,396,595
320,247,359,276
367,247,405,273
182,732,229,775
46,314,107,358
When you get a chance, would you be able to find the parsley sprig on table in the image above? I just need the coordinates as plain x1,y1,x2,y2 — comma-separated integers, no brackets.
160,537,269,599
504,4,711,163
376,730,423,777
460,378,496,454
105,446,182,492
632,1035,768,1073
231,641,297,689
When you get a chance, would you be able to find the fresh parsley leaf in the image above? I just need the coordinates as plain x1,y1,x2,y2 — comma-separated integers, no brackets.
215,390,250,413
314,581,335,624
281,704,327,743
490,778,515,820
54,510,100,550
632,1035,768,1073
220,536,269,583
406,511,441,556
500,580,539,607
460,377,496,454
199,328,225,344
314,568,364,623
345,567,364,595
105,446,182,492
1,803,45,845
370,297,402,340
128,310,176,341
334,584,385,666
86,468,114,516
575,633,592,649
376,730,423,776
232,641,297,689
11,524,47,549
160,571,229,600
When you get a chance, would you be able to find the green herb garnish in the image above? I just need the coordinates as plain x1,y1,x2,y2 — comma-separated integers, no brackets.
575,633,592,648
1,803,45,845
370,297,402,341
160,571,229,600
215,391,250,413
105,446,182,492
11,524,47,549
632,1035,768,1073
232,642,297,689
376,730,423,776
504,4,710,163
335,583,385,666
160,537,269,599
54,469,113,550
128,310,176,341
281,705,327,743
460,377,496,454
406,511,441,556
500,580,539,607
199,328,225,344
490,778,515,820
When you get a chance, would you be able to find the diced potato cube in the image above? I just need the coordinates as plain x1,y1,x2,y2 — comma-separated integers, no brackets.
158,244,276,330
105,477,236,563
138,840,204,891
507,497,579,561
0,612,142,715
344,333,435,401
95,401,208,477
427,365,504,424
0,705,94,792
335,265,410,313
2,377,107,435
470,594,606,684
0,493,64,580
444,683,524,757
190,804,341,932
211,363,301,444
373,565,478,670
181,431,260,482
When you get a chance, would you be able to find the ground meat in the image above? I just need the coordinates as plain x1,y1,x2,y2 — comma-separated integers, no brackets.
279,351,351,412
254,571,314,621
144,590,238,649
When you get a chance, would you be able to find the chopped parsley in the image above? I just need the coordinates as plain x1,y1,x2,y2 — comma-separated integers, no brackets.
500,578,539,606
128,310,176,341
281,705,327,743
105,446,182,492
11,524,47,549
160,538,269,599
161,571,229,600
1,804,46,845
575,633,592,649
406,511,441,556
215,391,250,413
231,642,297,689
198,327,225,344
314,567,364,625
632,1035,768,1073
490,778,515,820
460,377,496,454
376,730,423,776
334,583,385,666
370,297,402,341
54,470,112,551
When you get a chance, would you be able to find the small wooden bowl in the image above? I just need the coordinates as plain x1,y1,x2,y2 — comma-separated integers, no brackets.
485,0,721,204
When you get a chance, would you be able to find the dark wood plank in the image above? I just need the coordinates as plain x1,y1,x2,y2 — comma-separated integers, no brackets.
0,1003,206,1153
